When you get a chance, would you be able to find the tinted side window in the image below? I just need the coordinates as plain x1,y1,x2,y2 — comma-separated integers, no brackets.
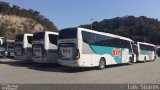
109,38,121,47
27,36,33,44
49,34,58,45
140,44,155,51
82,31,132,50
82,31,96,45
121,40,132,52
94,34,106,46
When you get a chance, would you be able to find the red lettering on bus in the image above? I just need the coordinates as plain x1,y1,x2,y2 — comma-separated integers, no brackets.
112,49,121,56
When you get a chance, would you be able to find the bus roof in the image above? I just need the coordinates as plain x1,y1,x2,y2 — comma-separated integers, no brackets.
7,40,15,43
34,31,58,35
156,45,160,48
16,33,33,36
77,27,133,42
137,42,155,46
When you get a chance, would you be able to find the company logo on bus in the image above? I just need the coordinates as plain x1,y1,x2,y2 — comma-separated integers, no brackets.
112,49,121,56
62,48,71,54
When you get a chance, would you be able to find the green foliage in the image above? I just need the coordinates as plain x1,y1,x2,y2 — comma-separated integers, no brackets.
81,16,160,45
0,1,57,32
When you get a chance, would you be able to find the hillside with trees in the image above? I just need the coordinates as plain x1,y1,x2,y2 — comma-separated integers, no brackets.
81,16,160,45
0,1,57,39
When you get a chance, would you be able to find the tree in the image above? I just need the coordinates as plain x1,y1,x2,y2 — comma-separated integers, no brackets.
80,16,160,45
0,1,57,32
0,1,10,14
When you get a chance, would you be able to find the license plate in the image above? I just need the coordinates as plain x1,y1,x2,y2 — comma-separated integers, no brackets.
16,48,21,55
60,47,72,59
10,53,14,56
35,49,40,53
62,48,71,54
34,48,41,56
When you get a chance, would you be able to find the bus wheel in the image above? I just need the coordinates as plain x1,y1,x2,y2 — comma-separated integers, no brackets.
144,57,146,63
98,58,106,70
2,54,6,59
153,56,156,61
128,57,132,65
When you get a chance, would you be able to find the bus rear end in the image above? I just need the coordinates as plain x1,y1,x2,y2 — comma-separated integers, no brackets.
7,42,15,57
32,32,46,63
156,46,160,60
57,28,80,67
15,34,33,60
32,32,58,63
137,42,156,62
14,34,25,60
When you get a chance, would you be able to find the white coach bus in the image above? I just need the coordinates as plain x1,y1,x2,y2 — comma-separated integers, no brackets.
6,40,15,57
32,31,58,63
57,27,136,69
15,34,33,60
136,42,156,62
156,46,160,60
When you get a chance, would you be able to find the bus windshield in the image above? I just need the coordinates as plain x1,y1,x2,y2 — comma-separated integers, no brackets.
33,32,45,40
58,28,77,39
15,34,24,42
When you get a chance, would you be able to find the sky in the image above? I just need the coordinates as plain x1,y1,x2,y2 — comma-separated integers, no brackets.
1,0,160,30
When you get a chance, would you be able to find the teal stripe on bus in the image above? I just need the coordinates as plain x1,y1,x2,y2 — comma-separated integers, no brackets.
90,45,125,64
141,50,154,61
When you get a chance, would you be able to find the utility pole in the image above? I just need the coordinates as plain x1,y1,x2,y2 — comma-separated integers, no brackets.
90,19,94,30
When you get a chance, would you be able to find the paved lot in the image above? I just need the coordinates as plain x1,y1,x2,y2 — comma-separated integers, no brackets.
0,58,160,84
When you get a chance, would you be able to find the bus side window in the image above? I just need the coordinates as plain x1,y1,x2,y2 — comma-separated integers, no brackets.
49,34,58,45
94,34,106,46
27,36,33,44
82,31,92,44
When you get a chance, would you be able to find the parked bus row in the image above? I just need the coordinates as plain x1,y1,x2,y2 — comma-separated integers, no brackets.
156,46,160,59
14,31,58,63
1,27,159,70
57,28,157,69
0,37,15,58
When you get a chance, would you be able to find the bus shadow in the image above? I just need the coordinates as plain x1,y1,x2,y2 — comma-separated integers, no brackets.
56,64,132,73
26,64,95,73
1,59,64,72
57,67,97,73
0,59,115,73
27,63,63,72
1,59,152,73
0,59,37,67
52,63,135,73
60,61,154,73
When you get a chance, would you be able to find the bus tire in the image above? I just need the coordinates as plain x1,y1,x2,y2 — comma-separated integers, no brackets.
153,56,156,61
128,57,132,65
98,58,106,70
144,57,146,63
